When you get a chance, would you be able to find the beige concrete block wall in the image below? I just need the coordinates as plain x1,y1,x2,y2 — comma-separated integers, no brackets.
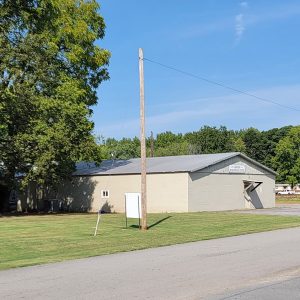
188,173,244,211
58,172,188,213
188,156,275,212
147,173,188,213
188,173,275,212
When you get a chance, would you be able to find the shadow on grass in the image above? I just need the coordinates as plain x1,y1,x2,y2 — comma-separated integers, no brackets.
129,216,172,229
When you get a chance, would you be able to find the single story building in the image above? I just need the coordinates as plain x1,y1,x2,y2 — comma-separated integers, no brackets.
57,152,276,213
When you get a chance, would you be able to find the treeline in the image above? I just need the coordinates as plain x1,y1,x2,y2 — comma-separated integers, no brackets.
99,125,300,185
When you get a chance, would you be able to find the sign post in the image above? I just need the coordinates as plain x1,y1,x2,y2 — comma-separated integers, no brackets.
93,210,101,236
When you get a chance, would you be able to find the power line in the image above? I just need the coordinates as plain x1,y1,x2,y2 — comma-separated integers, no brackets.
143,57,300,112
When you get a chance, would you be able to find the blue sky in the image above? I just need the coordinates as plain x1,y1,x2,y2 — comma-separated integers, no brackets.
93,0,300,139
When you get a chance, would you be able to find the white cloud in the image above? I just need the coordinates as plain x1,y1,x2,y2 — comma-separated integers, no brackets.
235,13,245,42
178,3,300,41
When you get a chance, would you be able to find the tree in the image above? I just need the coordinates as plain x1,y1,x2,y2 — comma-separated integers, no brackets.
0,1,110,191
151,132,189,157
96,125,297,185
272,126,300,184
261,126,292,168
155,131,182,148
240,128,266,163
233,136,246,153
154,140,189,157
184,126,235,154
104,137,141,159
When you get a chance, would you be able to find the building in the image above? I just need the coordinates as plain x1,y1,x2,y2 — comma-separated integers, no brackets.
56,152,276,213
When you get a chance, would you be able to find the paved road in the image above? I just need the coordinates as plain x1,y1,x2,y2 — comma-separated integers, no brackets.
2,227,300,300
208,277,300,299
237,204,300,216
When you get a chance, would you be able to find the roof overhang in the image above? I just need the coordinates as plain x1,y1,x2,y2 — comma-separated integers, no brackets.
238,153,277,176
243,180,263,192
190,152,277,176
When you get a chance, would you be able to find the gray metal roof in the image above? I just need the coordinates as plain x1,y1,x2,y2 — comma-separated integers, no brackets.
74,152,277,176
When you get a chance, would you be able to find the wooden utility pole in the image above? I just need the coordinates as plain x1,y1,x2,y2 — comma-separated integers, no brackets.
139,48,147,230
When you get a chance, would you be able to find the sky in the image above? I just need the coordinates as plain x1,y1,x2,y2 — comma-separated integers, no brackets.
93,0,300,139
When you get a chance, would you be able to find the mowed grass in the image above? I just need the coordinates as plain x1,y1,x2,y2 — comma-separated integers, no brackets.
1,212,300,270
276,195,300,204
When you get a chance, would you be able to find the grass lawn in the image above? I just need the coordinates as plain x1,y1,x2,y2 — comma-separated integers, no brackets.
1,212,300,270
276,195,300,204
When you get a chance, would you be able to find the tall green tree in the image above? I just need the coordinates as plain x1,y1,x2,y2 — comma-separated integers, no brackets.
240,128,266,163
0,0,110,189
151,132,188,157
98,124,297,184
272,126,300,185
233,136,246,153
261,126,292,168
184,126,235,154
103,137,141,159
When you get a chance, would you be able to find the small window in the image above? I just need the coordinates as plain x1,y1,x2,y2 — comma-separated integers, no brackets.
101,190,109,198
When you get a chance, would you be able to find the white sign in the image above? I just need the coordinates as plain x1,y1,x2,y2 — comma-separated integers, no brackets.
229,164,246,173
125,193,141,218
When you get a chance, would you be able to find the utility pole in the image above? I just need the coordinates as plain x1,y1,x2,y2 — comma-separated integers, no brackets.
139,48,147,230
150,131,154,157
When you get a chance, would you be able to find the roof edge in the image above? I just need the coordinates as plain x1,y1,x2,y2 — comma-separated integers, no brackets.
238,153,278,175
190,152,277,175
190,152,240,173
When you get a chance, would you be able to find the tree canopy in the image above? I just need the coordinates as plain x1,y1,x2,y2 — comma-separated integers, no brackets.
272,126,300,186
0,0,110,189
99,125,297,184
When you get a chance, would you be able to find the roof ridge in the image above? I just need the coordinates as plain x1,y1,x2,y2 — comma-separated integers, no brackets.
75,152,265,176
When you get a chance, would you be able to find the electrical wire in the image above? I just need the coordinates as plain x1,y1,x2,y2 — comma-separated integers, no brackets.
143,57,300,112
